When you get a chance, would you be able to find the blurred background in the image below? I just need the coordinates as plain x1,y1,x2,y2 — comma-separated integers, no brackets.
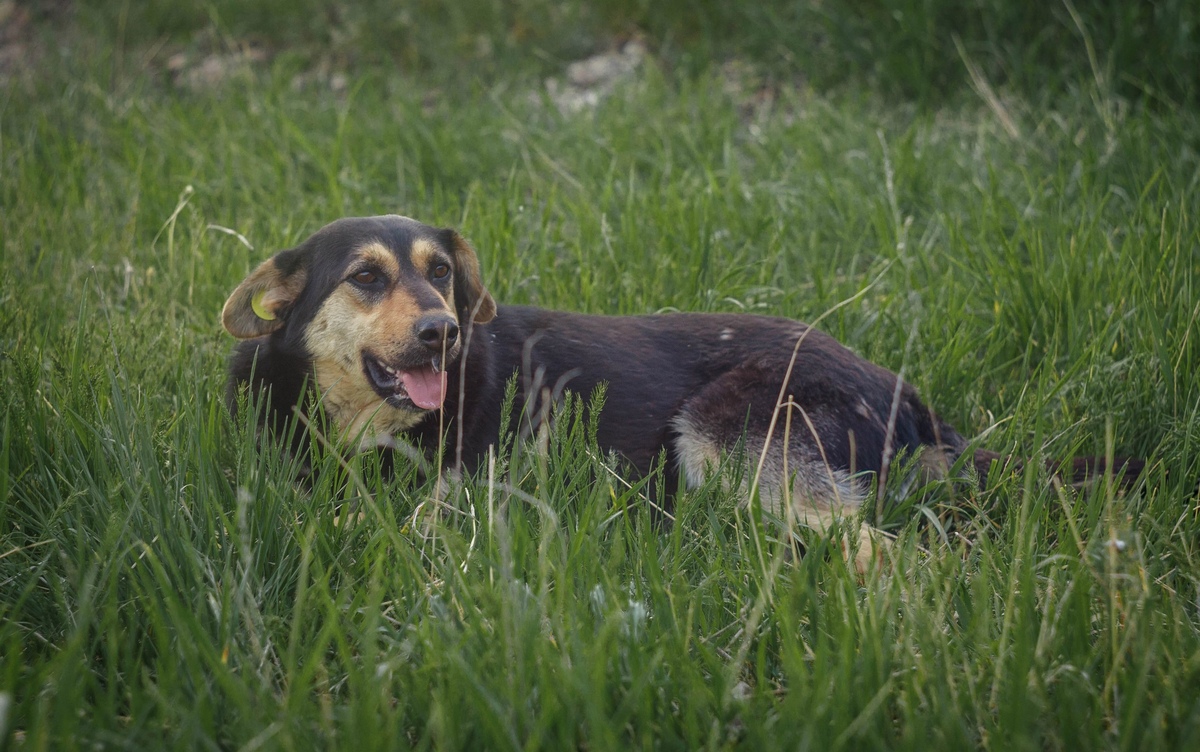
5,0,1198,104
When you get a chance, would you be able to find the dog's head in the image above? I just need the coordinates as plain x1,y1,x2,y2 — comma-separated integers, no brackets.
222,215,496,437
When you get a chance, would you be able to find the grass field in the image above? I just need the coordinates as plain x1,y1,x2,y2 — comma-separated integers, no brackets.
2,3,1200,749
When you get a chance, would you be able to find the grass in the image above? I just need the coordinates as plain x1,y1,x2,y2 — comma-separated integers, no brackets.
3,4,1200,749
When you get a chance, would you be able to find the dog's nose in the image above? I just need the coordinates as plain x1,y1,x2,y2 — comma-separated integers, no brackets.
415,315,459,351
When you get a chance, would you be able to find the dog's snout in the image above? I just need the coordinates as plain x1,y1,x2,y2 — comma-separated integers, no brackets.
416,315,459,351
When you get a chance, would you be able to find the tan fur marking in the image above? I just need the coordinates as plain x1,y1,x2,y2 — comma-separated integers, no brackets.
672,413,883,572
304,288,396,437
916,444,955,480
356,242,401,280
312,358,425,444
375,285,425,334
672,417,724,489
410,238,441,275
671,414,864,511
304,293,429,440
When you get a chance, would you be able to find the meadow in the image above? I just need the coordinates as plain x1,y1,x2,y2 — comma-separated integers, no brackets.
2,2,1199,749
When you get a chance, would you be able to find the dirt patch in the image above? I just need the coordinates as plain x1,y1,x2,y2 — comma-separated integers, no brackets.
0,0,39,80
544,39,647,114
166,45,270,91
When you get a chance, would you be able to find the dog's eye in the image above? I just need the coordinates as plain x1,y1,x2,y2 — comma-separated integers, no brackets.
351,270,380,286
431,263,451,280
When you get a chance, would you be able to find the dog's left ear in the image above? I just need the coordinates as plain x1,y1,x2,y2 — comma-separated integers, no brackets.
447,231,497,324
221,248,309,339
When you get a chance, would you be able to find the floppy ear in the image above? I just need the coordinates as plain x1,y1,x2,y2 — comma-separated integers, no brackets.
448,231,497,324
221,249,309,339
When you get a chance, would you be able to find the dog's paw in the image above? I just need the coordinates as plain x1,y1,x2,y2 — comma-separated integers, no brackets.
848,524,893,576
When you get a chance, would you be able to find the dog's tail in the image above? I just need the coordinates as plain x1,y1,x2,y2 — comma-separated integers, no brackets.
971,449,1146,490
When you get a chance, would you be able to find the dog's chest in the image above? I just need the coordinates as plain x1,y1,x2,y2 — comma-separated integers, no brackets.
312,360,425,446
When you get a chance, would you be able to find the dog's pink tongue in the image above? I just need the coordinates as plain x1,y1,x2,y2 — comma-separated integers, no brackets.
400,366,446,410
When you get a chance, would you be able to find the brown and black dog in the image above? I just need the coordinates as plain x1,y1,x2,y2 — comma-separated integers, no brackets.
223,215,1140,567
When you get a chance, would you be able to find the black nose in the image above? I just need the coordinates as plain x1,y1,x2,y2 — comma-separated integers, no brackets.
415,315,459,351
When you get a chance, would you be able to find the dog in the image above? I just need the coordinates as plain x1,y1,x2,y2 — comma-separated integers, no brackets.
222,215,1141,568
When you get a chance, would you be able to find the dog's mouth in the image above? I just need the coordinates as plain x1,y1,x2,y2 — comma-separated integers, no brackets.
362,352,447,411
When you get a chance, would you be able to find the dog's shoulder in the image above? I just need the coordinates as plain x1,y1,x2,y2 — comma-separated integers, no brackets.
226,335,311,425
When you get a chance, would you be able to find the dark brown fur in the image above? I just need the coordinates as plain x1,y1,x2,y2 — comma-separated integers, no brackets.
223,215,1142,567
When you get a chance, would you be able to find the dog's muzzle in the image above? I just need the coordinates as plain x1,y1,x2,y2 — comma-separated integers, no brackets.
362,352,448,411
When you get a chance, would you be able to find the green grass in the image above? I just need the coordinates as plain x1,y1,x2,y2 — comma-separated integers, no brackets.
3,5,1200,750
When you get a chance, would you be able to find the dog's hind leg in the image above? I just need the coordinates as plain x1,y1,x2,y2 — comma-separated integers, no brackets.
670,367,887,572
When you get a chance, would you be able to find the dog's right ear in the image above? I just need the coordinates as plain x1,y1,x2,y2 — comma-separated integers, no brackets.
222,248,309,339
